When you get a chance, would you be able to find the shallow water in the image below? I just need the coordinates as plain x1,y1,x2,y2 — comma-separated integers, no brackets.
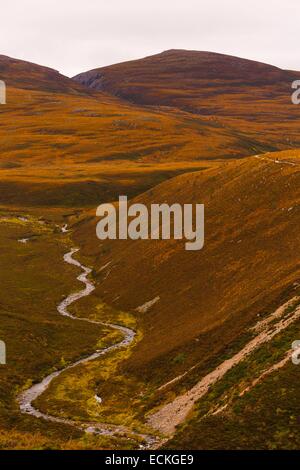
17,246,142,440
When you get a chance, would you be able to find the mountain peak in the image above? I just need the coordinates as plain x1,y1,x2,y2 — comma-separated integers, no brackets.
0,54,90,94
73,49,299,111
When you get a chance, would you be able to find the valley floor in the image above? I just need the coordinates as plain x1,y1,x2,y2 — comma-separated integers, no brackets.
1,199,300,450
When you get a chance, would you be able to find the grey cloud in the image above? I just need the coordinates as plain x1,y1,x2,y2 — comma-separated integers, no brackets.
0,0,298,77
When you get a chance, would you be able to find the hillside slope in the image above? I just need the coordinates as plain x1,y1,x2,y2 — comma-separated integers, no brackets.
0,54,90,94
73,150,300,382
74,50,300,153
73,49,300,110
0,55,231,207
64,149,300,448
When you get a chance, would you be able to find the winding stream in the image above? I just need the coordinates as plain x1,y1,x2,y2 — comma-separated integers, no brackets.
15,210,299,446
17,242,154,445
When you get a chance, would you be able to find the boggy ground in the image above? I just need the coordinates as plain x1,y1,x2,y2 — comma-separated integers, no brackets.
1,150,300,449
0,208,148,449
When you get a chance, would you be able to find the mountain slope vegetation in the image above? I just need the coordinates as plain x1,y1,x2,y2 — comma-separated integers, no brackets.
74,50,300,156
74,150,300,372
1,50,300,449
66,150,300,450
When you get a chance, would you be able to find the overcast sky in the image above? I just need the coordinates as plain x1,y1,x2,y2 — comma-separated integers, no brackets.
1,0,299,77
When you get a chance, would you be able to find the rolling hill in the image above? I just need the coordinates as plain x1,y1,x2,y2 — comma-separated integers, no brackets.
67,149,300,449
74,49,300,155
0,55,221,207
1,51,300,209
73,49,300,111
0,54,89,94
73,150,300,372
1,50,300,450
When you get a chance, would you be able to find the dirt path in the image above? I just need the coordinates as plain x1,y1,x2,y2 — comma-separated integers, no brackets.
254,154,299,166
16,211,300,447
148,298,300,436
147,155,300,437
211,344,300,418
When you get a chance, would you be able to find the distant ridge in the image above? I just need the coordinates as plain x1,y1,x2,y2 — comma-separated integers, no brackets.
73,49,300,109
0,54,90,94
